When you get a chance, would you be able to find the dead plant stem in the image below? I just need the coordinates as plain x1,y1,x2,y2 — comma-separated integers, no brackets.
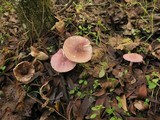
27,93,67,120
56,0,74,14
60,74,69,102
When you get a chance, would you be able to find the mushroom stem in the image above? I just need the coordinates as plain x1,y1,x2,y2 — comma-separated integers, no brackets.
129,62,133,74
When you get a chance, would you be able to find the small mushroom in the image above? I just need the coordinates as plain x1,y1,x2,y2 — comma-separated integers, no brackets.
50,49,76,72
30,46,49,61
134,100,149,111
63,36,92,63
123,53,143,73
13,61,35,84
123,53,143,63
55,20,65,34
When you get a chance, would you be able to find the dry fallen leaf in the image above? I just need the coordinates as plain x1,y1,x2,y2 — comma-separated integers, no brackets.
67,100,81,119
137,84,147,98
151,41,160,59
0,83,34,119
121,94,128,111
93,89,106,97
91,43,106,64
86,97,106,119
39,110,52,120
32,60,44,72
122,20,133,35
125,117,148,120
93,79,118,96
128,103,136,115
39,81,50,108
9,16,18,23
76,97,95,120
101,79,118,89
0,54,6,67
108,36,139,51
84,64,102,78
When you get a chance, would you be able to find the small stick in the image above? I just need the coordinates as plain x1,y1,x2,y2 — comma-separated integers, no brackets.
27,93,67,120
60,74,69,102
56,0,74,14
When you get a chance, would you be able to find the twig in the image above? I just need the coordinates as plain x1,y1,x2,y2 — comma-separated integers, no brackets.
56,0,74,14
27,93,67,120
60,74,69,102
85,2,109,7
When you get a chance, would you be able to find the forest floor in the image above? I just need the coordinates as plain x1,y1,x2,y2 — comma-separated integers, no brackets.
0,0,160,120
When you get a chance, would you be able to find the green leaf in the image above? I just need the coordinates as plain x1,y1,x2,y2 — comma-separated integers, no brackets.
100,62,108,68
78,25,82,29
79,80,84,84
116,96,122,108
152,78,159,83
69,90,75,94
99,67,105,78
118,103,123,108
145,75,150,81
90,113,97,119
157,38,160,42
148,81,156,89
124,69,128,74
106,108,115,115
116,96,120,101
110,117,116,120
148,78,159,90
145,98,149,103
93,80,100,89
110,116,122,120
76,91,82,97
83,81,88,85
91,107,98,111
144,98,149,105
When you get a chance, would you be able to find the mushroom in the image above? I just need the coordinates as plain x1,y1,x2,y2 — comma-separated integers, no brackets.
50,49,77,72
13,61,35,84
55,20,65,34
123,53,143,73
32,60,44,72
63,36,92,63
30,46,49,61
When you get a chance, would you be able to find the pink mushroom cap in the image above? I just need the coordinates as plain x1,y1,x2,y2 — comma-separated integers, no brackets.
123,53,143,63
50,49,77,72
63,36,92,63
